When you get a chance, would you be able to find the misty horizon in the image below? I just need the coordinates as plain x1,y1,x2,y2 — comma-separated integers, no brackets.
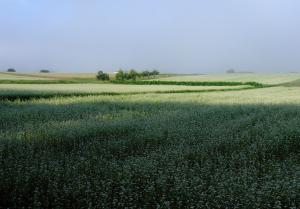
1,0,300,73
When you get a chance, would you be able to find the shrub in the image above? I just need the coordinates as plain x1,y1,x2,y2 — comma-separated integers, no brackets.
7,68,16,72
96,71,110,81
115,69,125,80
40,69,50,73
226,69,235,73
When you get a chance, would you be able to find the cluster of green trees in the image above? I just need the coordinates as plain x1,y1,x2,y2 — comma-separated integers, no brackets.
96,69,160,81
115,69,160,81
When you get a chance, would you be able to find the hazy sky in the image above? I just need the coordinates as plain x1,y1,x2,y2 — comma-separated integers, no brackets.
1,0,300,73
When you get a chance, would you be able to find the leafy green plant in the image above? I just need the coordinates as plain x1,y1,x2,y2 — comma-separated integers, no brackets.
0,79,299,208
96,71,110,81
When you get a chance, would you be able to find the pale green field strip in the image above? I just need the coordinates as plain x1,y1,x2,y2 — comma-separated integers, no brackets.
0,72,51,80
127,86,300,105
153,73,300,85
0,83,250,96
24,86,299,106
4,86,296,107
24,72,97,79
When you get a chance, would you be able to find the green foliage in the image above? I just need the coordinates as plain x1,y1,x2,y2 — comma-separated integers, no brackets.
1,90,300,208
7,68,16,72
115,69,139,80
0,74,299,208
112,80,264,87
141,70,150,77
115,69,160,80
141,69,160,78
151,69,160,76
128,69,139,80
115,69,125,80
96,71,110,81
40,69,50,73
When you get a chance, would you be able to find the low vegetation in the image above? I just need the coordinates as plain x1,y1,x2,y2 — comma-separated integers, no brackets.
154,73,300,85
1,73,300,208
115,69,160,81
0,83,250,100
40,69,50,73
96,71,110,81
111,79,264,87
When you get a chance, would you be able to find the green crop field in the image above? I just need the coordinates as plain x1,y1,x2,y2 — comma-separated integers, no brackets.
0,83,249,100
1,73,300,208
154,73,300,85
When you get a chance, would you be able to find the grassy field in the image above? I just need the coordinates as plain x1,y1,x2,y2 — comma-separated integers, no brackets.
1,73,300,208
0,72,96,79
154,73,300,85
0,72,98,83
0,83,250,100
0,72,50,80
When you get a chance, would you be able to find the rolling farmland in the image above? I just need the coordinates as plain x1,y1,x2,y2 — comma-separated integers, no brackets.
1,73,300,208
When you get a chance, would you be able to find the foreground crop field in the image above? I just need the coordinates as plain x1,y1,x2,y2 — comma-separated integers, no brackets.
1,75,300,208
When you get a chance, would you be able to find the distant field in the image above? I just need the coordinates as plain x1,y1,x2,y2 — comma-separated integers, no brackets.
26,72,97,79
0,72,98,82
0,72,50,80
153,73,300,84
3,72,300,85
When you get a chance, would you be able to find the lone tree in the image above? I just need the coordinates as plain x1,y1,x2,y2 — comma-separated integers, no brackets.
226,69,235,74
7,68,16,72
40,69,50,73
96,71,110,81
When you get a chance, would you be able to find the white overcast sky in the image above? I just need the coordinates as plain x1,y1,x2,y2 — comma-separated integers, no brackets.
1,0,300,73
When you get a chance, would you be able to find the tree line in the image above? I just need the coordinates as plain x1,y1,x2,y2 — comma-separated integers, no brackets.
5,68,50,73
97,69,160,81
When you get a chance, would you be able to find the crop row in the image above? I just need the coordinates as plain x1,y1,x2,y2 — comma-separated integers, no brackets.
1,91,300,208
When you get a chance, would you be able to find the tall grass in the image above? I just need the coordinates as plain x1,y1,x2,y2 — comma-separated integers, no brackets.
1,88,300,208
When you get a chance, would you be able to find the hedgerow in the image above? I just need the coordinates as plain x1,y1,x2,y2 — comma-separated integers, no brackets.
111,80,265,87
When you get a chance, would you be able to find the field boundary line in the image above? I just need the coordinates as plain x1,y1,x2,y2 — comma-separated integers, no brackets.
0,85,266,101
